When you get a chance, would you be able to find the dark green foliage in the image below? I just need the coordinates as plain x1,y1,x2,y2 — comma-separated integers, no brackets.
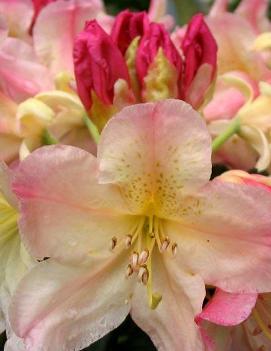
104,0,150,14
83,316,156,351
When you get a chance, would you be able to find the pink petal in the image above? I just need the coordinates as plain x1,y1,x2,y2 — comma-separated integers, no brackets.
131,252,205,351
209,0,228,16
236,0,270,33
0,0,33,39
10,254,133,350
98,99,211,214
207,13,270,81
33,0,105,76
165,178,271,293
0,38,53,102
12,145,136,262
197,289,257,326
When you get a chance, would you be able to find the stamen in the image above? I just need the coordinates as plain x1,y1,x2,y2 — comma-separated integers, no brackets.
126,264,133,278
160,237,170,252
131,252,139,269
172,243,178,256
138,249,149,265
125,234,132,248
138,265,149,285
110,236,117,250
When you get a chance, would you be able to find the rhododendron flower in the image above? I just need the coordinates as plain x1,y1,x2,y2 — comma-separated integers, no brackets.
0,86,97,163
9,99,271,351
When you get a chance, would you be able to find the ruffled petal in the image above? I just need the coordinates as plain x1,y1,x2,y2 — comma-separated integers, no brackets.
207,13,269,81
13,145,136,262
165,178,271,293
10,253,133,351
236,0,270,33
198,289,257,326
0,0,33,39
33,0,105,76
98,99,211,215
0,38,52,102
131,252,205,351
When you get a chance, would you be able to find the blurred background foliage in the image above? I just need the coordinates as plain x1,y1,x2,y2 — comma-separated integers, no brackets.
0,0,268,350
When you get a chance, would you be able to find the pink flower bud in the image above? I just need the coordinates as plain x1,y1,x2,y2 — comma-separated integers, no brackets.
181,13,217,107
111,10,149,55
73,20,130,110
135,22,183,93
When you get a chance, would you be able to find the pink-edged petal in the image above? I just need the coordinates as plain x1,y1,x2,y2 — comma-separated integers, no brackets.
204,71,259,122
12,145,136,262
98,99,211,214
236,0,270,33
131,252,205,351
204,87,245,121
0,0,33,39
197,289,257,326
209,0,228,16
10,253,133,351
0,38,52,102
33,0,105,76
166,178,271,293
207,13,269,81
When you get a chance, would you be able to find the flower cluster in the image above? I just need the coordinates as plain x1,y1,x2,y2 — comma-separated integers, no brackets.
1,1,271,351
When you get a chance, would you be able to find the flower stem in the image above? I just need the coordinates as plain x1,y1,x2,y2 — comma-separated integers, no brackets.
83,114,100,144
42,129,58,145
212,117,241,152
